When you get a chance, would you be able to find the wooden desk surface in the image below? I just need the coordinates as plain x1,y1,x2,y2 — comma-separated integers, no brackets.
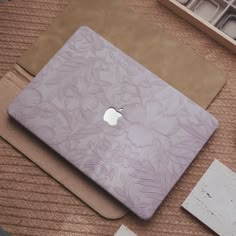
0,0,235,235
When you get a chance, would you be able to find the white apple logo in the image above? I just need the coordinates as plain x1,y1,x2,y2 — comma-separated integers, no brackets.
103,107,123,126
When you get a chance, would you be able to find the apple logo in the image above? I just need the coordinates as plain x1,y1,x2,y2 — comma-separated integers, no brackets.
103,107,123,126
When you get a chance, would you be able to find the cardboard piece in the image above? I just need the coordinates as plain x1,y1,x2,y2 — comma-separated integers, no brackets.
0,0,226,219
182,160,236,236
114,225,137,236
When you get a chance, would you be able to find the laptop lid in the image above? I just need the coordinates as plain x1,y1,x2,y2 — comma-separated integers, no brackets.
8,26,218,220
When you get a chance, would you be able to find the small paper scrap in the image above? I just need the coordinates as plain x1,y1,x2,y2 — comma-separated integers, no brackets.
0,227,11,236
182,160,236,236
114,225,137,236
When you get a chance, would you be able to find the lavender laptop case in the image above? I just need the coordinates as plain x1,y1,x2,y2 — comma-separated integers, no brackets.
8,26,218,220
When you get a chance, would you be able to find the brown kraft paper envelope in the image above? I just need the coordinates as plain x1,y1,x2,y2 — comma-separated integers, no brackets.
0,0,225,219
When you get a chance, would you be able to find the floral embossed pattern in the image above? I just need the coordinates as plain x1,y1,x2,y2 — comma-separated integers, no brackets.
8,26,218,219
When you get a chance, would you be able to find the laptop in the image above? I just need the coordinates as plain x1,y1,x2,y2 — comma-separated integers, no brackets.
8,26,218,220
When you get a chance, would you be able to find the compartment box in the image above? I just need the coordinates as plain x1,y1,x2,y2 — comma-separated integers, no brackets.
159,0,236,53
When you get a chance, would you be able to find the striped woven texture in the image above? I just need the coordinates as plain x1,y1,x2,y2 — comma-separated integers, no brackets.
0,0,235,235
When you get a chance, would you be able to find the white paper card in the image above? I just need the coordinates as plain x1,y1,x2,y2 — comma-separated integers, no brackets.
182,160,236,236
114,225,137,236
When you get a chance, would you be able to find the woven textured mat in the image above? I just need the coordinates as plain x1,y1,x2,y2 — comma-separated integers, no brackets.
0,0,235,235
